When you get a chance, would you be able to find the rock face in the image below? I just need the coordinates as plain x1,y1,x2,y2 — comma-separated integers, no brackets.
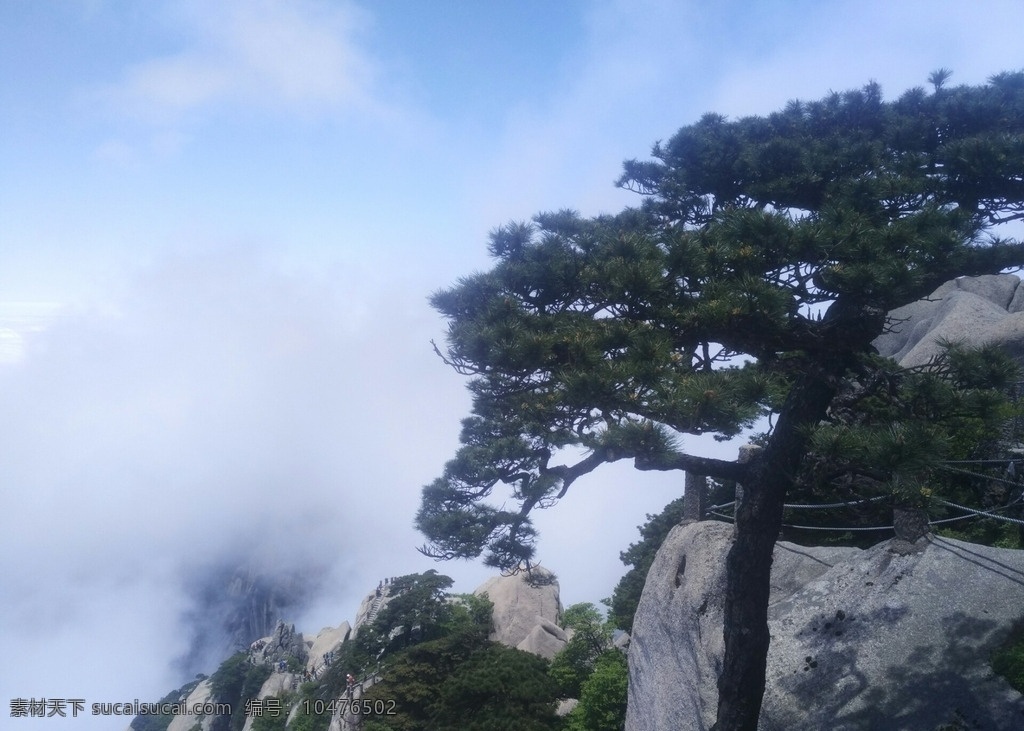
517,617,570,660
178,562,316,677
873,274,1024,367
307,622,351,668
352,579,399,634
250,620,307,667
474,566,565,658
627,520,1024,731
167,680,215,731
240,673,299,731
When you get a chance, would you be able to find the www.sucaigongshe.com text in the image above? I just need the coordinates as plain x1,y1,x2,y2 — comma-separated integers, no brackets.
9,698,232,718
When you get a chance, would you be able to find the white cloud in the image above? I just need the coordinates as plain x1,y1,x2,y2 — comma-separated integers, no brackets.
115,52,233,117
96,0,381,123
216,0,374,107
464,0,719,227
0,247,489,724
703,0,1024,118
468,0,1024,231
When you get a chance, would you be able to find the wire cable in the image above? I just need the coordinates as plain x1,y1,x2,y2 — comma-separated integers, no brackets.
931,498,1024,526
937,464,1024,488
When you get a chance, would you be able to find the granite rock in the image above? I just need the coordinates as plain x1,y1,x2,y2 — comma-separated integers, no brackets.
874,274,1024,367
626,521,1024,731
516,617,569,659
474,566,562,651
167,679,216,731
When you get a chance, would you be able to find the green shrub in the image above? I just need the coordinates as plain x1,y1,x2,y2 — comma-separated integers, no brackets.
565,650,628,731
130,678,205,731
992,621,1024,693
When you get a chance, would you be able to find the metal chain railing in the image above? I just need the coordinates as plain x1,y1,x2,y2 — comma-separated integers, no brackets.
937,464,1024,488
705,490,1023,532
931,497,1024,526
696,452,1024,533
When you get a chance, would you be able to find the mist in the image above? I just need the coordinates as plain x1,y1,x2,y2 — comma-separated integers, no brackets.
0,247,510,726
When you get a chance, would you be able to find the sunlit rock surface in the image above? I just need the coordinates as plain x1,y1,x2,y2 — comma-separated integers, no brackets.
874,273,1024,367
627,520,1024,731
474,565,565,653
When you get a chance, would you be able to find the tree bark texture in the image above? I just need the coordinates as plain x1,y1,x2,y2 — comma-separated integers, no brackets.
711,361,845,731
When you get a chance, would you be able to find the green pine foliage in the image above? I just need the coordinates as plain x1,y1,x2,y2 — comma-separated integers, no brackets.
129,678,206,731
433,643,562,731
356,571,457,657
356,575,566,731
783,343,1024,547
548,603,613,697
545,602,629,731
992,620,1024,693
208,652,250,707
564,650,629,731
206,653,272,731
358,608,561,730
418,71,1024,572
360,629,485,730
250,709,289,731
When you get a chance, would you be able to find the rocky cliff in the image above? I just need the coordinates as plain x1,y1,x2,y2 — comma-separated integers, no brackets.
177,562,319,678
627,515,1024,730
136,567,564,731
627,274,1024,730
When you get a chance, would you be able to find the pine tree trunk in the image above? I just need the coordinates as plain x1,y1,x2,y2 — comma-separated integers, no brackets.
711,464,785,730
711,364,842,731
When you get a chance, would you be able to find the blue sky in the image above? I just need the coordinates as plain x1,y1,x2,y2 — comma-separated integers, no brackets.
3,0,1024,726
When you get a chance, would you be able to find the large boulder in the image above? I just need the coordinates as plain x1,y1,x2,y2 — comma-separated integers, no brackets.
627,520,1024,730
873,274,1024,367
474,566,564,653
517,617,570,660
306,621,351,669
626,521,731,730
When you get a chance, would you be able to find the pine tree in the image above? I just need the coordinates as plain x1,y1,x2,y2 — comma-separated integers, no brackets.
418,72,1024,730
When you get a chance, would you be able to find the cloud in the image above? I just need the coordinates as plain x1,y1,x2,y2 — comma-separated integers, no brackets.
0,239,685,730
467,0,1024,231
0,246,493,724
463,0,725,228
702,0,1024,118
95,0,381,123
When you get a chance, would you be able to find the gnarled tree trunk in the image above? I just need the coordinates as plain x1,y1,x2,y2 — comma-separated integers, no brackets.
711,361,848,731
